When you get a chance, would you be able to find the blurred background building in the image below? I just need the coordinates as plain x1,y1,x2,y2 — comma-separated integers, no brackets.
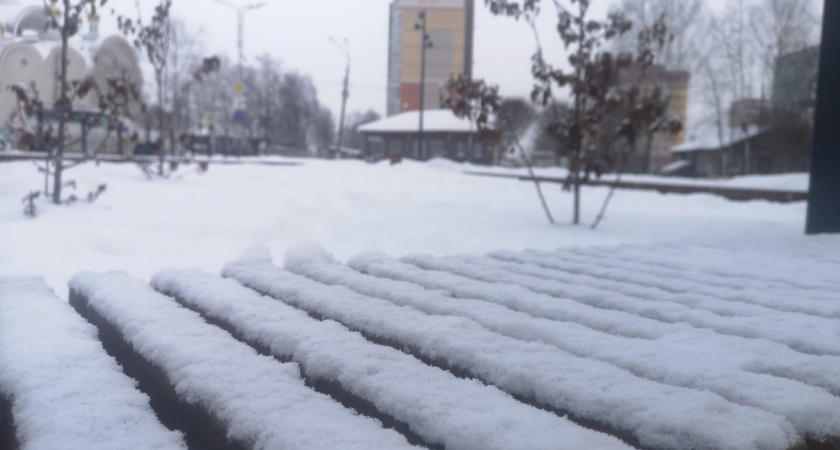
0,0,143,148
615,64,691,173
386,0,474,116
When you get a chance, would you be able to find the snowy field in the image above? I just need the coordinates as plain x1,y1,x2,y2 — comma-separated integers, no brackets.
0,157,835,299
2,157,839,449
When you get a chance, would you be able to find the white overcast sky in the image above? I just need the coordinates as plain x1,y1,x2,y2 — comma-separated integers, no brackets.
99,0,731,121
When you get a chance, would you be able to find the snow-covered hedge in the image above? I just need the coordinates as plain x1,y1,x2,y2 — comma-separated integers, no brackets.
0,277,185,450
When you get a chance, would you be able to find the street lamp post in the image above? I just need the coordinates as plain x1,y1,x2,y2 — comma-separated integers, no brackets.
330,37,350,160
212,0,267,79
212,0,266,158
415,11,433,160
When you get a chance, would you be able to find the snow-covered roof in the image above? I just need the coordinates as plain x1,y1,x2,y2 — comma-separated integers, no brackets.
671,125,765,153
359,109,476,134
659,159,692,174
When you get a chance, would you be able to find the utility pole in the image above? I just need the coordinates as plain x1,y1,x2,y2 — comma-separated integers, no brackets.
212,0,267,79
806,0,840,234
213,0,266,158
415,11,433,160
330,37,350,160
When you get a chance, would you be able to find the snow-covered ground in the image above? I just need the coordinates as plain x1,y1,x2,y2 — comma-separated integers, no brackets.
479,164,811,192
0,157,833,299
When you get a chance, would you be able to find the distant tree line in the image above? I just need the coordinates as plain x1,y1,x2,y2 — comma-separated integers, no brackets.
145,20,336,155
609,0,821,134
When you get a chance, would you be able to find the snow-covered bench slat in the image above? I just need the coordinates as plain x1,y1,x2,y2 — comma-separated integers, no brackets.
492,249,840,318
223,257,804,450
401,253,840,357
348,252,840,398
564,244,840,293
284,249,840,444
551,246,838,302
68,272,415,450
0,277,186,450
152,268,633,450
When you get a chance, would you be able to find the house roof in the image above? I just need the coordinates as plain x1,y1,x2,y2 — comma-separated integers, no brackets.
359,109,475,134
671,125,765,153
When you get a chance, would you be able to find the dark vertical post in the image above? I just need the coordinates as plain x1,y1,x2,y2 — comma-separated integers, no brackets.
117,123,124,156
806,0,840,235
416,11,429,161
81,115,88,155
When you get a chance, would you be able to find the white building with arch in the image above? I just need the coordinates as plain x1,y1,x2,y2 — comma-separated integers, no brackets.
0,0,143,147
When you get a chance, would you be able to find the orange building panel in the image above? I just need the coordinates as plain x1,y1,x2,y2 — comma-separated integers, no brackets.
400,83,422,113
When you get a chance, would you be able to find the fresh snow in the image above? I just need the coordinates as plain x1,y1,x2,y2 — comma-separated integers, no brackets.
68,272,416,450
490,249,840,315
151,267,633,450
0,159,831,300
223,255,803,450
346,251,840,398
402,252,840,356
358,109,474,133
0,277,186,450
288,247,840,440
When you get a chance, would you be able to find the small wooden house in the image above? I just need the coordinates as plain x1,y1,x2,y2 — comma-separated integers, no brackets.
358,109,494,164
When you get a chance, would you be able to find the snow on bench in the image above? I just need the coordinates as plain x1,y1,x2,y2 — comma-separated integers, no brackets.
68,272,415,450
555,245,839,301
151,268,632,450
286,249,840,444
569,244,840,293
488,249,840,318
348,252,840,399
401,253,840,357
223,253,803,450
0,277,185,450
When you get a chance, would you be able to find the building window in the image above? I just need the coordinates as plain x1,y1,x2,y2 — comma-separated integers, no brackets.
430,140,445,158
389,140,403,156
473,142,484,159
457,141,466,158
367,136,384,159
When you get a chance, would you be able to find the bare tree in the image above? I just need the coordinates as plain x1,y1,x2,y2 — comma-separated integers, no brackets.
343,110,381,150
610,0,708,72
42,0,104,204
748,0,820,92
482,0,678,225
10,1,143,215
120,0,174,176
166,19,205,137
446,1,679,226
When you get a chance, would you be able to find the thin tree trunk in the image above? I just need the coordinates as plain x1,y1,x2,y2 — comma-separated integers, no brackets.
508,123,554,225
157,71,165,176
571,3,586,225
592,145,634,231
642,133,654,174
573,169,581,224
52,0,71,205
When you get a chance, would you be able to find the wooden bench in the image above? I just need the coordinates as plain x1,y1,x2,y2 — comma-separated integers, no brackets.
1,241,838,450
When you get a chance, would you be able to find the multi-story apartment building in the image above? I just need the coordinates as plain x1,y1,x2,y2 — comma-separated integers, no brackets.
616,64,691,172
387,0,474,116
